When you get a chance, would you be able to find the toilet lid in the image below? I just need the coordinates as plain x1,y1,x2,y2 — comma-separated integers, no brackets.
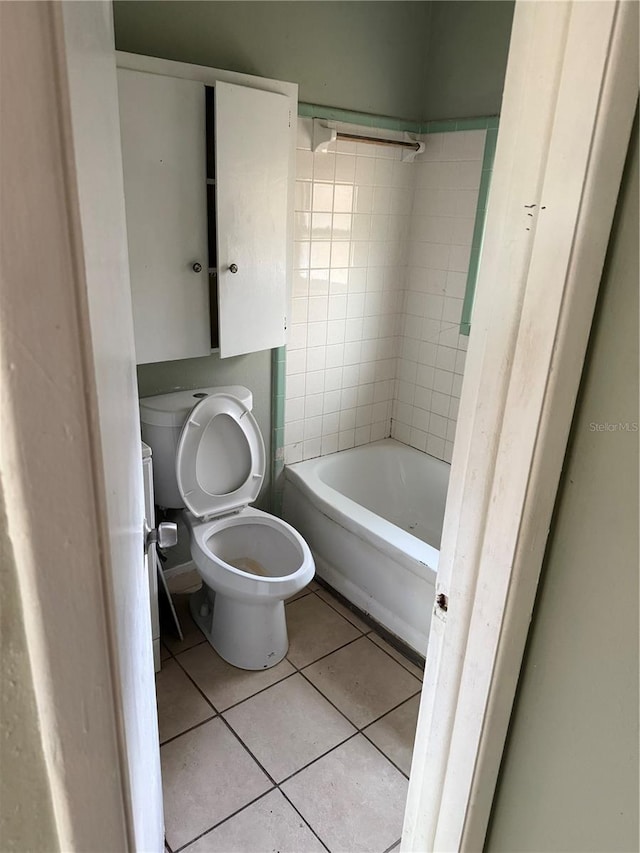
175,393,265,519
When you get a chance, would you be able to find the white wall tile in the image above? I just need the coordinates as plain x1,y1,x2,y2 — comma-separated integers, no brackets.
307,321,327,348
338,429,355,450
304,416,322,440
306,370,325,396
285,443,303,464
285,419,304,445
339,407,356,430
304,394,324,419
285,396,304,424
287,119,483,463
321,433,339,456
330,268,349,294
303,437,321,459
311,213,332,240
312,184,334,212
313,152,336,183
327,319,346,345
286,373,305,400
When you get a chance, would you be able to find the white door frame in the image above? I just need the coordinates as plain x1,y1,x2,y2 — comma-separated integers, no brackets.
2,2,163,850
403,2,638,850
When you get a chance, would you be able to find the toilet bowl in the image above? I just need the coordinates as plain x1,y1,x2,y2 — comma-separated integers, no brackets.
139,386,315,670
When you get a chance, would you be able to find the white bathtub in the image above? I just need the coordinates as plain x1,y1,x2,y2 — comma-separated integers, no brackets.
283,438,450,654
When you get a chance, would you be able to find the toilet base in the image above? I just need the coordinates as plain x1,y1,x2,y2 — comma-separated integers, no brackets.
190,584,288,670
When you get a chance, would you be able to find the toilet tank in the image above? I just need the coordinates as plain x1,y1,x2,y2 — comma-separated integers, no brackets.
139,385,253,508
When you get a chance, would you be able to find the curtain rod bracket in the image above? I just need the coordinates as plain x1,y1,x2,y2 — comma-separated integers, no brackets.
312,118,337,153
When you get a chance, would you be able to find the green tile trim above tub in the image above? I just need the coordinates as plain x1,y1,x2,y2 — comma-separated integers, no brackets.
271,345,286,516
421,115,499,134
297,105,500,140
460,123,500,336
297,102,423,134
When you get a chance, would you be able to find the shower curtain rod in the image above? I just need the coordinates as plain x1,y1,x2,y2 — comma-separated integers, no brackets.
335,131,422,151
312,119,425,161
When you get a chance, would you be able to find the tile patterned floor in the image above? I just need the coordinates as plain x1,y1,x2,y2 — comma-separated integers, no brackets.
157,583,423,853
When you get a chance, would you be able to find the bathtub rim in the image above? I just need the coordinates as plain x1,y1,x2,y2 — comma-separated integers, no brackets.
283,439,443,580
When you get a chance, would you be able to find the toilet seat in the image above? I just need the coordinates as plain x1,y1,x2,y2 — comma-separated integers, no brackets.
176,392,265,519
186,506,314,599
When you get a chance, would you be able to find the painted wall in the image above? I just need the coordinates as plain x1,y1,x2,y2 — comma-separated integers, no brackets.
486,120,639,853
113,1,431,120
422,1,514,120
0,488,58,852
113,1,513,123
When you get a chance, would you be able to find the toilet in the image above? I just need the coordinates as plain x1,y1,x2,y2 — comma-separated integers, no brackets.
139,386,315,670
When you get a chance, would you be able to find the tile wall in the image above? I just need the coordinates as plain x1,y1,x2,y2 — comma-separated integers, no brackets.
284,119,411,464
391,130,485,462
284,119,485,465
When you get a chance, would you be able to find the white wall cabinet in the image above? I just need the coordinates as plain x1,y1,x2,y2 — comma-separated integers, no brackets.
117,66,291,364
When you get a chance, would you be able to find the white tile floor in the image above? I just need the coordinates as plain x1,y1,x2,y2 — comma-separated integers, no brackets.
157,583,423,853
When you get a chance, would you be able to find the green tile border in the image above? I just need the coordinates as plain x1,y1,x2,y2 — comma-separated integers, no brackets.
460,124,499,335
270,345,286,515
297,104,499,139
297,102,422,134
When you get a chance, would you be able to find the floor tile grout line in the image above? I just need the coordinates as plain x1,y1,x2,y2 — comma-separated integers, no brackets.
172,781,332,853
217,710,280,788
216,667,299,715
219,676,359,787
210,708,351,851
311,588,370,633
159,712,218,748
359,729,411,782
293,584,425,680
296,632,421,690
368,633,425,681
276,787,333,853
288,631,366,672
361,689,423,732
170,649,221,715
312,580,427,675
275,729,361,787
298,664,423,745
163,635,207,659
171,785,278,853
297,667,370,732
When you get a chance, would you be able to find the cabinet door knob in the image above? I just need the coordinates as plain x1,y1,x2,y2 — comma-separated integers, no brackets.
229,263,238,274
192,262,202,273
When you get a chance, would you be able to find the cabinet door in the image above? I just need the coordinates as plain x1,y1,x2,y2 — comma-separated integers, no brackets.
118,69,210,364
215,82,290,358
